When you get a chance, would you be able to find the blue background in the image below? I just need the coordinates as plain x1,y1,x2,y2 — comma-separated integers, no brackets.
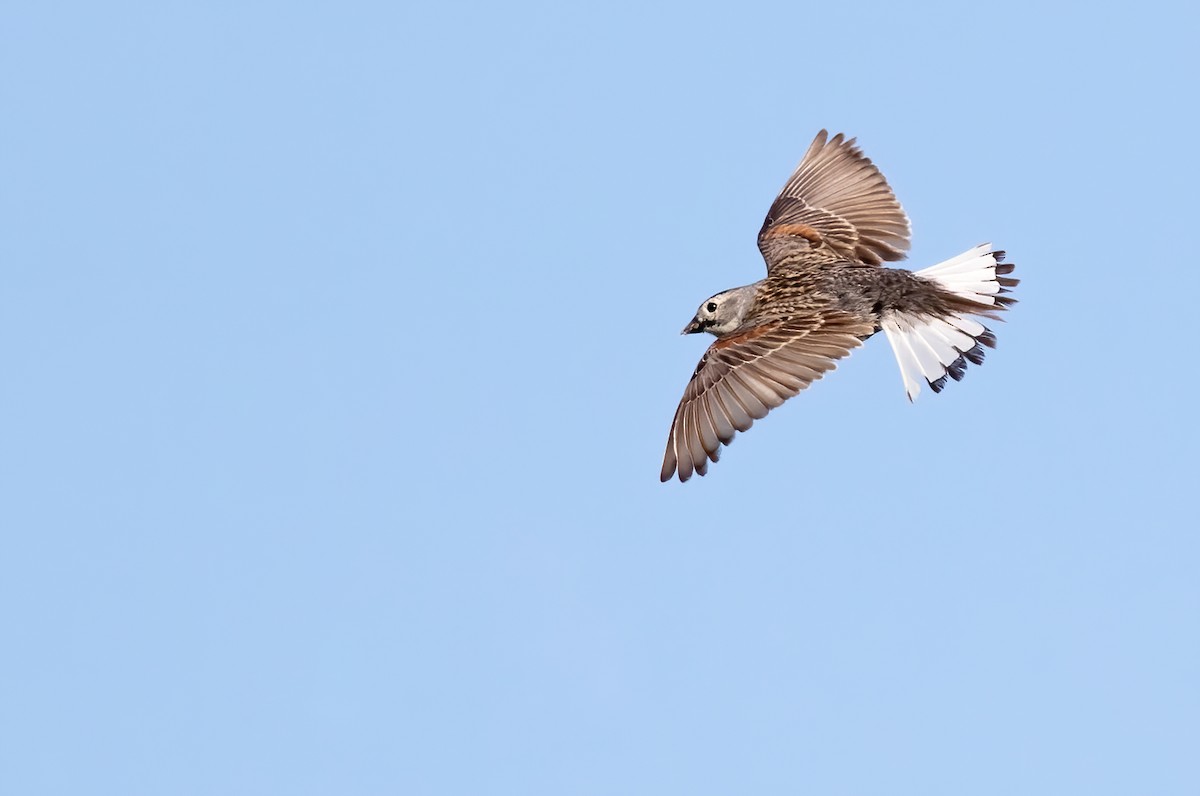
3,2,1198,793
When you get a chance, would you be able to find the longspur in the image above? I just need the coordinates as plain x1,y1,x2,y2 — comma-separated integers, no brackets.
662,130,1018,482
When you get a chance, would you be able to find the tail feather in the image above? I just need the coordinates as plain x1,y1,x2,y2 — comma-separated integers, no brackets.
883,243,1016,401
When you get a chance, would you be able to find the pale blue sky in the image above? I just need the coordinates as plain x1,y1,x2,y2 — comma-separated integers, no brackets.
3,1,1198,794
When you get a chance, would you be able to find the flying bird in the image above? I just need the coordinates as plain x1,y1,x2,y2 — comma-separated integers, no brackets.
661,130,1017,482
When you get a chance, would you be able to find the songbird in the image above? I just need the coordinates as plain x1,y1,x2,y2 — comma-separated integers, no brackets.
661,130,1017,482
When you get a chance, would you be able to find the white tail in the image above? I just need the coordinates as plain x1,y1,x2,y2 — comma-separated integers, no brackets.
882,243,1017,401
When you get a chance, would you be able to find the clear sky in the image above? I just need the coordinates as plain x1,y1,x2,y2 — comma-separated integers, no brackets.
3,1,1198,794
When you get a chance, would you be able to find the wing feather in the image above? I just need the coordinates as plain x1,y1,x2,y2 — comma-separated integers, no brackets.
661,313,873,482
758,130,911,271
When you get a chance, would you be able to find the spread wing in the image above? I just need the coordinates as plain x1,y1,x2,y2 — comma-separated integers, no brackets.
661,312,874,482
758,130,911,271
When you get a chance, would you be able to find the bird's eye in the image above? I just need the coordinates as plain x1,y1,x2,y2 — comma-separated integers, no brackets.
706,302,718,313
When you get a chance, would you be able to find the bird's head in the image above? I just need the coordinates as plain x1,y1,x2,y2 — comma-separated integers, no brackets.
681,286,756,337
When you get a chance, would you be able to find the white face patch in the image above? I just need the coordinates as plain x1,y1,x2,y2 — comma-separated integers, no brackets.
695,298,720,321
693,287,754,336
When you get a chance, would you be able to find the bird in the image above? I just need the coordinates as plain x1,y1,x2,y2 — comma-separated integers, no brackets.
661,130,1018,482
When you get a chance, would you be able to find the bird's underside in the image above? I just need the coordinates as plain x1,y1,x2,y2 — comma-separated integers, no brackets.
661,130,1018,483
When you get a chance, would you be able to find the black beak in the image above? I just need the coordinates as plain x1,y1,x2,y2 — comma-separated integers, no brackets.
681,317,703,335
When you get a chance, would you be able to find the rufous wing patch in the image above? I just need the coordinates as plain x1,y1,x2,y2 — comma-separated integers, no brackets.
710,322,781,350
761,222,823,247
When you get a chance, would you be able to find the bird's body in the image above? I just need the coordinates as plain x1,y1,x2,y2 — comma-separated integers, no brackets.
743,261,1001,332
662,131,1017,482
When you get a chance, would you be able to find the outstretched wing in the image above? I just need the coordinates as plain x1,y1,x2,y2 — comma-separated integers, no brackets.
661,312,874,482
758,130,911,271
